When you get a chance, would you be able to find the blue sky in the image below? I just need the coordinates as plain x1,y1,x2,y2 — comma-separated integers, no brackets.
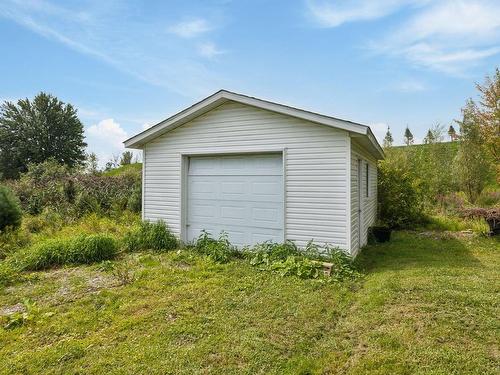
1,0,499,164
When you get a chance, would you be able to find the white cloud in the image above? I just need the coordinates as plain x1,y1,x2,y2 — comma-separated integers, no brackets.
400,1,500,42
168,18,212,38
306,0,422,27
372,0,500,74
307,0,500,74
86,118,128,165
0,2,226,98
390,79,427,93
197,42,225,59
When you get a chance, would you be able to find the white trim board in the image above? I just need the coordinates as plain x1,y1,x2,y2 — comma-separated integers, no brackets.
124,89,384,160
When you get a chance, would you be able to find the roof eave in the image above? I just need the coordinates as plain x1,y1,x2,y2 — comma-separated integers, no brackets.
124,90,385,160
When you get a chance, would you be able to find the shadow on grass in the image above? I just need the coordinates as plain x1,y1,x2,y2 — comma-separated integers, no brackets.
355,231,487,274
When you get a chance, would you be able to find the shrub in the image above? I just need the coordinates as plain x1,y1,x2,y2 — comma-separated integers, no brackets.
476,189,500,208
74,191,102,216
378,160,425,228
23,216,47,234
127,183,142,213
0,227,31,260
191,230,237,263
0,185,22,231
436,192,469,214
6,159,141,218
124,220,178,253
16,234,117,271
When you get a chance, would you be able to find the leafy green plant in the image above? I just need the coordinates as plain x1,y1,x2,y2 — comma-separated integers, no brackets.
2,299,40,330
0,185,22,231
123,220,178,253
245,240,359,281
270,256,322,279
191,230,237,263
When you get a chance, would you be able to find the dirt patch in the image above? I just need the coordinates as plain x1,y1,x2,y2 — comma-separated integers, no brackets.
0,303,24,316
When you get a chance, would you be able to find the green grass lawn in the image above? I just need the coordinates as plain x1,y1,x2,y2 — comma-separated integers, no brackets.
0,232,498,374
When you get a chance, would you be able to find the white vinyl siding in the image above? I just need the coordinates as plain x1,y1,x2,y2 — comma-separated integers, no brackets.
350,140,378,255
144,101,350,249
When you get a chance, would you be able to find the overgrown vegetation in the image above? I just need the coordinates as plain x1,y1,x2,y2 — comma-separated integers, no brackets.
0,213,140,287
13,234,117,271
189,230,238,263
379,69,499,229
4,159,141,217
124,220,178,253
246,240,359,281
0,186,22,232
186,232,359,281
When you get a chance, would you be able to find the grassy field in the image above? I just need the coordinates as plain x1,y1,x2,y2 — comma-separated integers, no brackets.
0,231,498,374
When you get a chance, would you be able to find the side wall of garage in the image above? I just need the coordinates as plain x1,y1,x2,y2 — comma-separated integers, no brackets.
350,140,378,255
143,101,350,249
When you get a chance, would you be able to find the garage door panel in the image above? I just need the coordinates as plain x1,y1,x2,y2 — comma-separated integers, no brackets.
252,207,279,223
189,204,216,220
188,200,283,229
220,181,246,195
251,181,282,198
187,154,284,246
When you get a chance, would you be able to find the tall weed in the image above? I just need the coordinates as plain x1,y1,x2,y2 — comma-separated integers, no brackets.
15,234,117,271
123,220,178,252
190,230,237,263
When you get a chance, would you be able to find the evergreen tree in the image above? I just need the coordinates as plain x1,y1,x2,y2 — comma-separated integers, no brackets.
448,125,458,141
383,126,394,148
0,93,86,179
423,129,435,144
403,126,414,146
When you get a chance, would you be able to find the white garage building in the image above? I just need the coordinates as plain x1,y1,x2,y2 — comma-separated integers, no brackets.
124,90,384,256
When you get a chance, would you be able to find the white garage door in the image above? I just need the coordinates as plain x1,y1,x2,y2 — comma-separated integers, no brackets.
187,154,284,246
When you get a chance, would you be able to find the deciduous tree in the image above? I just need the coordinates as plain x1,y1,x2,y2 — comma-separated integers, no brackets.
0,93,86,179
454,100,492,203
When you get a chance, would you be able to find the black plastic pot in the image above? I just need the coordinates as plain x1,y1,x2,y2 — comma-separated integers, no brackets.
486,218,500,236
371,226,392,243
